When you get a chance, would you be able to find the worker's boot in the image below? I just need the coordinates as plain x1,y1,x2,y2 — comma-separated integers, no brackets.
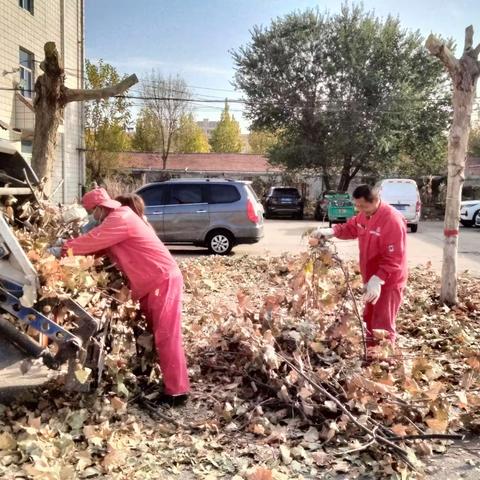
155,392,189,407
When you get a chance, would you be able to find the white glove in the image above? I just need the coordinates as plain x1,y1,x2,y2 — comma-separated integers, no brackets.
62,205,88,224
311,227,334,239
363,275,384,305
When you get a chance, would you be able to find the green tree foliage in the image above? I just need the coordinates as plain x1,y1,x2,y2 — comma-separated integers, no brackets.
85,59,132,183
174,114,210,153
233,5,451,190
210,101,242,153
469,126,480,157
132,108,158,152
248,129,278,154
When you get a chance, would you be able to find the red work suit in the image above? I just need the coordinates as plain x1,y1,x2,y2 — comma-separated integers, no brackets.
64,206,189,395
333,202,407,345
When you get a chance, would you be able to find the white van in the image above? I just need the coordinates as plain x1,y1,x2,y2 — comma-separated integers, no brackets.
375,179,421,232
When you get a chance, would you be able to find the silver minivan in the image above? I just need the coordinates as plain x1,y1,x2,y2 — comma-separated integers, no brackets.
136,178,264,254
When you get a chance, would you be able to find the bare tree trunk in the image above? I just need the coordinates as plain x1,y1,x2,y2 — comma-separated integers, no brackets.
337,155,352,192
441,89,475,303
31,42,138,195
337,160,361,192
426,27,480,305
32,43,64,191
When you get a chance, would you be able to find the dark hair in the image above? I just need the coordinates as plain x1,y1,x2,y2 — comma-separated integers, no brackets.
115,193,145,218
352,184,378,203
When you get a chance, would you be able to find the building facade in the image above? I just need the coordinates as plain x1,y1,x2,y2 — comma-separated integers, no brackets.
0,0,85,203
196,118,218,139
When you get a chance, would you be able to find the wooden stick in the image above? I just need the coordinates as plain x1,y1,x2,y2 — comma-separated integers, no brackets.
388,433,463,442
276,352,415,468
139,398,202,431
333,428,378,456
23,168,43,204
333,252,367,360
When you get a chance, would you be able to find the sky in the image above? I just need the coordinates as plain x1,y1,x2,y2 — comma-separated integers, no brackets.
85,0,480,132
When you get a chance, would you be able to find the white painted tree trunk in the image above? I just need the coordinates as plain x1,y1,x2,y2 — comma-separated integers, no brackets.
426,27,480,305
441,89,475,304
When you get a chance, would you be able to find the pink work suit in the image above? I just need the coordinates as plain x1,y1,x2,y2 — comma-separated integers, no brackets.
64,206,190,395
333,203,408,346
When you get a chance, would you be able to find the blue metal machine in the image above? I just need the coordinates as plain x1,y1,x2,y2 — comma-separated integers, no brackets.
0,142,101,392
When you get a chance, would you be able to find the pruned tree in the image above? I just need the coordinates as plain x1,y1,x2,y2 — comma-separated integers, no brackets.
31,42,138,193
141,71,191,169
426,26,480,305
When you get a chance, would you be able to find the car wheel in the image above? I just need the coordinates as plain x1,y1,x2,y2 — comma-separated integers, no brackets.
473,210,480,227
207,230,233,255
410,224,418,233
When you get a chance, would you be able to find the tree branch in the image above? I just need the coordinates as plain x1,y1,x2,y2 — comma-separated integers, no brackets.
64,74,138,103
425,34,459,76
474,43,480,58
465,25,474,52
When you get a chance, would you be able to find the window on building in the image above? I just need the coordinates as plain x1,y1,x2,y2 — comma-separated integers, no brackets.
19,48,34,98
19,0,34,14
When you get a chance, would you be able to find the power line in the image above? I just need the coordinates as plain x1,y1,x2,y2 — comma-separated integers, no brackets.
31,59,238,95
2,87,480,114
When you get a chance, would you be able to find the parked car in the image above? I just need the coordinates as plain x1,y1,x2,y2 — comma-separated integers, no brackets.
314,191,355,225
476,210,480,227
136,178,264,255
375,179,421,232
262,187,304,219
460,200,480,227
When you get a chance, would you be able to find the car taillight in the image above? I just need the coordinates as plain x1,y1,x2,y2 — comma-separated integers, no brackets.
416,200,421,213
247,199,259,223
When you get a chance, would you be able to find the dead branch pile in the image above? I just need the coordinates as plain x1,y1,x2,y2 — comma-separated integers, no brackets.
0,198,479,479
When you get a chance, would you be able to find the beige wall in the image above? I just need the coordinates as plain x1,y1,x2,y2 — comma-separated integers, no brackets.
0,0,85,203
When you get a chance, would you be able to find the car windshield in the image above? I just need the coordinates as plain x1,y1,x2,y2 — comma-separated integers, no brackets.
272,188,299,197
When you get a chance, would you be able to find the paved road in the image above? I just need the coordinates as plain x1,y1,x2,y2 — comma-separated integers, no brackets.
171,220,480,276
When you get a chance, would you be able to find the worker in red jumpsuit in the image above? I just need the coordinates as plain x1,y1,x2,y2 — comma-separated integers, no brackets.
311,184,407,352
62,188,190,406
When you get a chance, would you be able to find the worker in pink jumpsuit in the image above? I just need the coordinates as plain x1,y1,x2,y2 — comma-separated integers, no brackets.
311,184,407,351
62,188,190,406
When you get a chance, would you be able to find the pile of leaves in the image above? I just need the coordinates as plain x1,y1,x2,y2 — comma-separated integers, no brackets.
1,201,480,479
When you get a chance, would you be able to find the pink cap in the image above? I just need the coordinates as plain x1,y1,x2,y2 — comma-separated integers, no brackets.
82,188,121,211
